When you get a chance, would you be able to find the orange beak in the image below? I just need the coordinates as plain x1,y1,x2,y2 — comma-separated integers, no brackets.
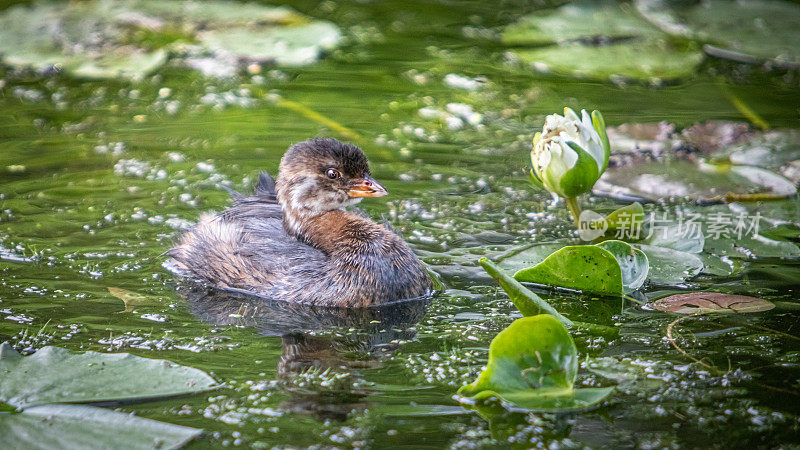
348,176,388,198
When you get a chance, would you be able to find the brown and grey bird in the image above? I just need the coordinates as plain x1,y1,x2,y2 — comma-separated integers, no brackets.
166,138,432,307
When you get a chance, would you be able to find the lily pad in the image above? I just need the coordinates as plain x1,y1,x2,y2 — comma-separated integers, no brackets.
0,343,216,408
511,40,703,81
597,240,649,291
0,0,342,79
502,1,703,80
0,404,202,450
514,245,624,296
636,244,703,286
579,203,645,242
457,315,612,412
502,1,664,45
604,202,645,234
649,292,775,314
636,0,800,67
703,232,800,260
199,21,341,66
644,222,704,254
496,243,565,275
595,160,797,203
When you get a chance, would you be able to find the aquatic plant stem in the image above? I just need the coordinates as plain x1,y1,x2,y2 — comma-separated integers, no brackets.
666,316,714,370
565,197,582,230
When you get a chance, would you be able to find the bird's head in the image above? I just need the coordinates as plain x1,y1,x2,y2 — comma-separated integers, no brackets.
276,138,387,221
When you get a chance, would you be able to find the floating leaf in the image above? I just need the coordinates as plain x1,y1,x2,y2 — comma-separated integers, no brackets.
514,245,623,296
199,21,341,66
495,243,565,275
698,254,737,277
595,160,797,203
703,231,800,259
0,404,202,450
578,203,645,242
636,244,703,285
0,343,216,408
502,1,703,80
596,240,649,292
502,0,664,45
604,202,645,233
636,0,800,67
649,292,775,314
457,315,612,412
644,222,704,254
511,40,703,81
0,0,342,79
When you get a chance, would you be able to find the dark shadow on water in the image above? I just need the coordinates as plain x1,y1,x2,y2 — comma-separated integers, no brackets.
178,282,430,421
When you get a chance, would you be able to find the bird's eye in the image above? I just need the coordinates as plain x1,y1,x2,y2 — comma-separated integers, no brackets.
326,169,340,179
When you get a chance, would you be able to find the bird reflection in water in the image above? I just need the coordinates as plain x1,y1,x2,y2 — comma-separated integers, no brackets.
179,283,430,421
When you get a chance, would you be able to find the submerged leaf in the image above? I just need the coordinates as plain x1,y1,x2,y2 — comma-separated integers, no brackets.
0,343,216,408
636,244,703,285
457,315,612,412
0,404,202,450
107,286,160,313
649,292,774,314
514,245,624,296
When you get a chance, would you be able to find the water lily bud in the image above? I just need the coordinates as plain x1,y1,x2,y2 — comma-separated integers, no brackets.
530,108,610,198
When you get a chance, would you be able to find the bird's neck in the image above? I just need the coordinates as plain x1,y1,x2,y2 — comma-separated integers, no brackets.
282,207,379,255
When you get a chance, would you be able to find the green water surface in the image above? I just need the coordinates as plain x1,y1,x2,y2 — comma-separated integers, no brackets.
1,0,799,448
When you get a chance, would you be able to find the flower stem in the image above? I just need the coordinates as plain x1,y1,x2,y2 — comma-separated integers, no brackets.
565,196,582,230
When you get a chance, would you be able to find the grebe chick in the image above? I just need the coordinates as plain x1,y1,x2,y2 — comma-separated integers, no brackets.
167,138,432,307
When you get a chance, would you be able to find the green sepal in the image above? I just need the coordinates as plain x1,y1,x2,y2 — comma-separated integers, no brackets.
559,141,600,198
591,110,610,173
528,168,545,189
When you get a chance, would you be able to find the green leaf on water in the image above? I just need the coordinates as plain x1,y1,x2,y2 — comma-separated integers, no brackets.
596,240,649,292
644,222,704,254
0,404,202,450
511,39,703,81
514,245,624,296
199,21,342,66
595,160,797,203
0,0,342,79
502,1,703,80
604,202,644,232
457,315,612,412
502,0,663,45
0,343,216,408
495,243,565,275
636,0,800,67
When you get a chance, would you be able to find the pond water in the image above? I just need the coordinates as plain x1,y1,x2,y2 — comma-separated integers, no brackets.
1,0,799,447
